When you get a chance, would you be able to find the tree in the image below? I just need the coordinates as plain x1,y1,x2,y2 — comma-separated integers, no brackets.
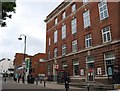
0,0,16,27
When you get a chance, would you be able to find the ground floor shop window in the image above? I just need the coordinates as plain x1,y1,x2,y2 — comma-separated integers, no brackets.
104,52,115,75
62,61,67,71
104,52,115,84
73,60,79,76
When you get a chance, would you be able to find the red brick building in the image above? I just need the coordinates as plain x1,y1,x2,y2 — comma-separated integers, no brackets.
14,53,32,75
45,1,120,84
31,53,46,77
14,53,46,78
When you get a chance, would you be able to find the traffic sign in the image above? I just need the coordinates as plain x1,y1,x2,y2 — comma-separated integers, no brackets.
55,64,59,69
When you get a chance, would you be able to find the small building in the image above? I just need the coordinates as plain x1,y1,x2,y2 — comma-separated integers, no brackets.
14,53,46,78
0,58,14,75
31,53,46,78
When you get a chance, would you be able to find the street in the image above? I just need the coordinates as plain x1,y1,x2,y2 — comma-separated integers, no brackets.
0,77,110,91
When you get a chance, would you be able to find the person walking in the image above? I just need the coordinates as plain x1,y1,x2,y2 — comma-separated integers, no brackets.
64,72,70,91
22,75,25,83
35,76,38,85
43,77,46,87
40,76,42,83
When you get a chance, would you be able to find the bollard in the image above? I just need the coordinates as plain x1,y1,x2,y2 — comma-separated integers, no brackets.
44,78,46,87
87,82,90,91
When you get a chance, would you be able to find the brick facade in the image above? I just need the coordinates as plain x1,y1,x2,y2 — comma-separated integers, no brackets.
14,53,46,78
45,1,120,84
31,53,46,77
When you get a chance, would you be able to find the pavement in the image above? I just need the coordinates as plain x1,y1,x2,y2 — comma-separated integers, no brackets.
2,77,120,91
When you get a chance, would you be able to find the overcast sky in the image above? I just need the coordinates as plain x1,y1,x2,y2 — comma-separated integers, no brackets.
0,0,62,60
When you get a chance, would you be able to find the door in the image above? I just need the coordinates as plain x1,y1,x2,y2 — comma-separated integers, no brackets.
107,65,114,84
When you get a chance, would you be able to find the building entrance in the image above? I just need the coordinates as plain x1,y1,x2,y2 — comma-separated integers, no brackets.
86,56,95,82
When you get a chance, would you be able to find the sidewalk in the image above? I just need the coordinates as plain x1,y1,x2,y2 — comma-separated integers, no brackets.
36,81,82,89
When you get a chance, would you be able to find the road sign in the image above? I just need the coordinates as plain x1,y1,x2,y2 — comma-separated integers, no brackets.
55,64,59,69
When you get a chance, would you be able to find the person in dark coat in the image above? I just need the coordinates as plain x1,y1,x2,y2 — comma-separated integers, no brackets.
64,71,70,91
22,75,25,83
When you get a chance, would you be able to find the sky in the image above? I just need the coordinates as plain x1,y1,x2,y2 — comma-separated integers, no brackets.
0,0,62,60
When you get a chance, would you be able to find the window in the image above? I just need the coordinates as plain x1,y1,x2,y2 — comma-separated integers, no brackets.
54,48,57,58
55,17,58,25
83,10,90,28
72,40,77,52
71,18,77,34
71,3,76,12
102,26,111,43
62,25,66,39
54,30,57,43
104,52,115,75
85,34,92,48
48,38,51,45
62,11,66,19
98,0,109,20
62,61,67,70
83,0,89,4
73,60,79,75
62,44,67,55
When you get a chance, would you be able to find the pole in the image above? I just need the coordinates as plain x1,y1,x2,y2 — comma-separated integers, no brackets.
87,82,90,91
24,36,26,62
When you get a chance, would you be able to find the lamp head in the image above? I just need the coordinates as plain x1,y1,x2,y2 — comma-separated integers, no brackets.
18,37,22,40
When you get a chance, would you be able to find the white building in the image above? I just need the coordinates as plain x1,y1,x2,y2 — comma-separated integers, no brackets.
0,58,14,74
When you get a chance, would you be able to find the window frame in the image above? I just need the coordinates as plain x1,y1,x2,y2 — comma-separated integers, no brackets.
62,11,66,19
71,3,76,12
72,40,78,52
54,30,58,43
73,60,79,76
62,44,67,55
55,17,58,25
83,0,89,4
85,34,92,48
102,26,111,43
54,48,58,58
62,25,66,39
71,18,77,34
98,0,109,20
83,10,91,28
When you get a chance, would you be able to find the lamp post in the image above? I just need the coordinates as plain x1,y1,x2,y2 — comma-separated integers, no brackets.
18,34,27,83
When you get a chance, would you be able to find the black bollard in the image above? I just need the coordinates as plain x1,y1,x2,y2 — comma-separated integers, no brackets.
87,82,90,91
44,78,46,87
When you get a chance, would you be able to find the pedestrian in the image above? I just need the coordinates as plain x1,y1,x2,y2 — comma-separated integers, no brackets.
35,76,38,85
43,77,46,87
15,74,18,82
18,74,20,83
64,72,69,91
40,76,42,83
22,75,25,83
13,75,15,82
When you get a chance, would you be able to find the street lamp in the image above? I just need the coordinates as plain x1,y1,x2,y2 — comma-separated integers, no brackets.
18,34,27,82
18,34,27,63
